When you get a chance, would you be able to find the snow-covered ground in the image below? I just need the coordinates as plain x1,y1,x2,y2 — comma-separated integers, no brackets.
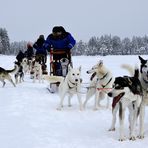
0,55,148,148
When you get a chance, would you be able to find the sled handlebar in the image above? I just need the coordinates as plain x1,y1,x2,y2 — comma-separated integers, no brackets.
50,49,71,55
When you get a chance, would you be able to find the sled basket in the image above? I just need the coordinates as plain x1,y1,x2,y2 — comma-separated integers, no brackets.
48,49,72,93
49,49,72,77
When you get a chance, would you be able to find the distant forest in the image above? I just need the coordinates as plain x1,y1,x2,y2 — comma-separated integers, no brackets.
1,27,148,56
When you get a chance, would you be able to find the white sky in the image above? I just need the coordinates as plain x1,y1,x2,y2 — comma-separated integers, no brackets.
0,0,148,42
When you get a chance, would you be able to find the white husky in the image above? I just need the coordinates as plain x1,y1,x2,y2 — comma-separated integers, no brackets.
33,61,43,83
21,58,29,74
44,65,83,110
83,60,114,110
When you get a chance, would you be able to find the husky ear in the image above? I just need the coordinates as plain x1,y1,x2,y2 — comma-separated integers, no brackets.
79,66,81,72
139,56,147,64
98,60,103,66
68,64,72,71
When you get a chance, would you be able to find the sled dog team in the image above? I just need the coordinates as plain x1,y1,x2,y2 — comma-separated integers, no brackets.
0,57,46,86
0,55,148,141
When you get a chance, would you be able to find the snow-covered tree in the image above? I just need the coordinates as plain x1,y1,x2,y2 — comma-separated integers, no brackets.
0,28,10,54
10,41,27,55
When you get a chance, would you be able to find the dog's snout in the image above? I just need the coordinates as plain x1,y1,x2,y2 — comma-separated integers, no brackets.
86,71,89,74
108,92,112,97
75,79,78,82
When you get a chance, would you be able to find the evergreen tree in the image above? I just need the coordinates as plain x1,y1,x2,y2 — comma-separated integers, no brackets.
0,28,10,54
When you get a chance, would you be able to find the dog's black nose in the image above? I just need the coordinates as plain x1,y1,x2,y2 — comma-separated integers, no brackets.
86,71,89,74
108,92,112,97
75,79,78,82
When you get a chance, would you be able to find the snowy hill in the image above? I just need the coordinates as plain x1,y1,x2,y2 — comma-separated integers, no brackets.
0,55,148,148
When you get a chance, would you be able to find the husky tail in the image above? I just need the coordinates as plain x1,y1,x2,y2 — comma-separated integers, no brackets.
6,65,18,74
43,75,64,83
121,64,134,76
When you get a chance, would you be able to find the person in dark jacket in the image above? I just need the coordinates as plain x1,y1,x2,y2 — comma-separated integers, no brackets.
43,26,76,61
33,35,48,74
33,35,47,63
24,42,34,60
16,50,25,63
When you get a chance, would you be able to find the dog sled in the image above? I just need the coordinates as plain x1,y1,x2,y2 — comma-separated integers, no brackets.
47,49,72,93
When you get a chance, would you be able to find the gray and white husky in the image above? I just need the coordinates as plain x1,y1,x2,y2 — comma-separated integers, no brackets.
44,65,83,110
0,63,18,87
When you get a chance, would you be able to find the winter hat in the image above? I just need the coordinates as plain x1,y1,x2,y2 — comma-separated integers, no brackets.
52,26,62,33
27,42,32,48
59,26,66,33
39,35,44,40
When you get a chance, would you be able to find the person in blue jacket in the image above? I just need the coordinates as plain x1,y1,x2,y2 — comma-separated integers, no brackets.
43,26,76,61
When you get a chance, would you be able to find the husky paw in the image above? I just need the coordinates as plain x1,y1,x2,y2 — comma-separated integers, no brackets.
108,127,115,131
129,136,136,141
137,135,144,139
118,138,126,141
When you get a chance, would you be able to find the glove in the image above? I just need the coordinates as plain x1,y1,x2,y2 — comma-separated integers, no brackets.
67,43,73,49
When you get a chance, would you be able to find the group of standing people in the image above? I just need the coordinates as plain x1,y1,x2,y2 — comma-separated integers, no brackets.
16,26,76,74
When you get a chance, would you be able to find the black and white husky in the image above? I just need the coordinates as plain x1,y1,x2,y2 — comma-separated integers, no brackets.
108,68,144,141
121,56,148,139
83,60,114,110
44,65,83,110
14,61,24,84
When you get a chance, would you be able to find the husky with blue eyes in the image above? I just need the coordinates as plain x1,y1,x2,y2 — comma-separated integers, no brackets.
44,65,83,110
108,68,144,141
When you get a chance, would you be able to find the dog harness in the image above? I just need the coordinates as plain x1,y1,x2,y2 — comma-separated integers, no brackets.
67,79,82,92
67,79,77,89
99,72,108,80
101,77,113,88
97,77,113,91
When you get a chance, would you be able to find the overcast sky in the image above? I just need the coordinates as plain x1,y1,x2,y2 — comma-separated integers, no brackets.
0,0,148,42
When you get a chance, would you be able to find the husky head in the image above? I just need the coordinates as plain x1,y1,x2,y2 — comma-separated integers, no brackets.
67,65,81,84
86,60,108,78
139,56,148,81
108,77,130,98
108,72,142,108
108,77,132,109
22,58,28,64
34,61,42,71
